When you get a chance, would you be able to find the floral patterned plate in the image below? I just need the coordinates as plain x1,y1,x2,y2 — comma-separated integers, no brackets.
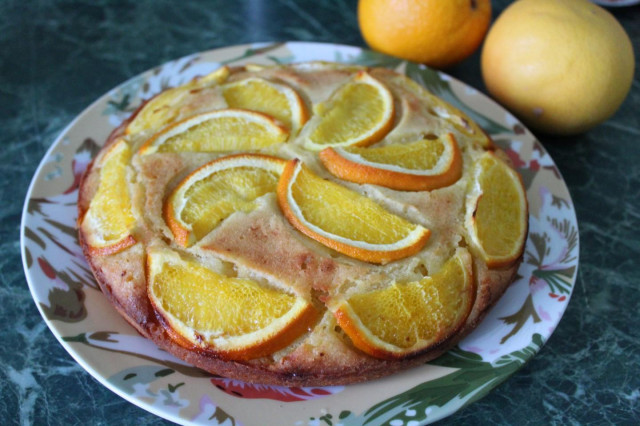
21,42,579,425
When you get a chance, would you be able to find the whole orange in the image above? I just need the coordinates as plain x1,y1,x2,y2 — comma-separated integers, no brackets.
358,0,491,69
481,0,635,135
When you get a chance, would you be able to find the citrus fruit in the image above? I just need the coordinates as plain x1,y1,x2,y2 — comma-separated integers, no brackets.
222,77,309,135
319,133,462,191
126,66,230,136
481,0,635,135
465,152,528,268
277,159,430,264
164,154,286,247
80,138,136,255
302,71,394,151
332,249,474,359
138,109,289,155
147,247,318,360
358,0,491,68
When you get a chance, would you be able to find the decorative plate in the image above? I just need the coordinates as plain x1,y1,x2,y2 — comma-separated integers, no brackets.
21,42,579,425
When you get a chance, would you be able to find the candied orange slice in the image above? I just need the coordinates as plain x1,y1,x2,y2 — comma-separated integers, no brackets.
222,77,309,135
319,133,462,191
332,249,474,359
147,248,318,361
465,151,528,268
164,153,286,247
277,159,430,264
138,109,289,155
303,71,394,151
80,138,136,255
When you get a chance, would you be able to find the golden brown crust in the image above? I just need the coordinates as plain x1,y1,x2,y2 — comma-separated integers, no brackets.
77,62,525,386
200,206,368,298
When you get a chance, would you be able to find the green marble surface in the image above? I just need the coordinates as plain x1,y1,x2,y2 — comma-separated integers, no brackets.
3,0,639,424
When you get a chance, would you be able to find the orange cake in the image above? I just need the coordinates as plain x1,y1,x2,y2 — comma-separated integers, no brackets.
77,62,528,386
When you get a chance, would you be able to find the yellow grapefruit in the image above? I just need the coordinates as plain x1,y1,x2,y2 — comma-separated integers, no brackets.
481,0,634,135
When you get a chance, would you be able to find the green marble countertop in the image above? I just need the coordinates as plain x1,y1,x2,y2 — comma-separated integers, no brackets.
3,0,639,424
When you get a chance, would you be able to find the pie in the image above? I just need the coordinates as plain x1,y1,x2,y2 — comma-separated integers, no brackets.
77,62,528,386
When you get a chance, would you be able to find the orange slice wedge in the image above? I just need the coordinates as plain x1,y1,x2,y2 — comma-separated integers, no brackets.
80,138,136,255
147,248,317,360
138,109,289,155
164,153,286,247
332,249,474,359
319,133,462,191
303,71,394,151
277,159,430,264
222,77,309,135
465,151,528,268
126,66,230,136
383,71,494,150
